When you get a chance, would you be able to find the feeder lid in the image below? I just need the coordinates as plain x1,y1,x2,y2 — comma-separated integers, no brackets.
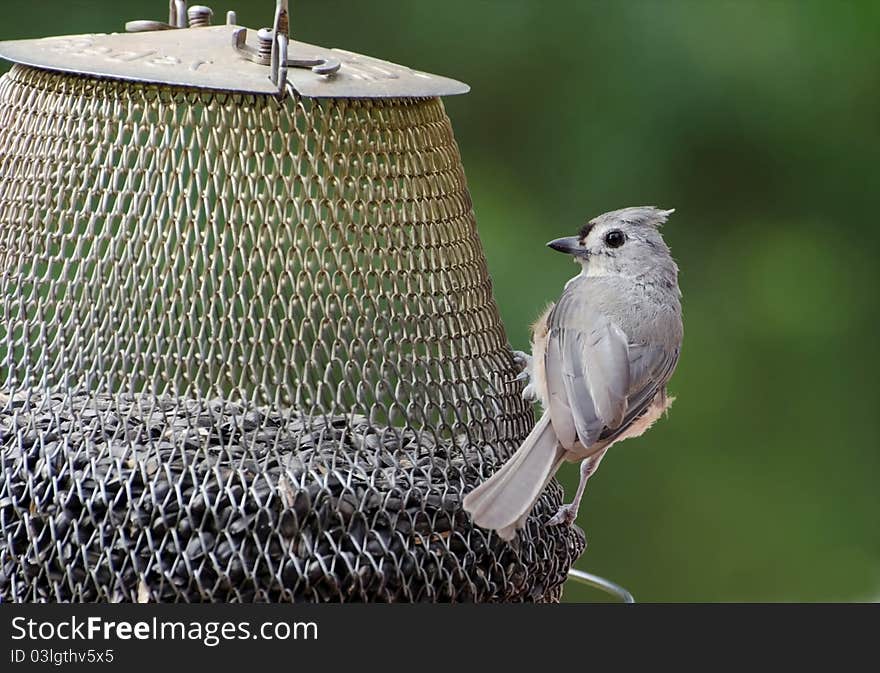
0,22,470,99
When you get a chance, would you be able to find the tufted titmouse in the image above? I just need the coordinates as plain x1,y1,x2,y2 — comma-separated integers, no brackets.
464,206,683,540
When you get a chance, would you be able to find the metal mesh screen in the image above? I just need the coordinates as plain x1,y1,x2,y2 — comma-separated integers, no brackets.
0,64,584,602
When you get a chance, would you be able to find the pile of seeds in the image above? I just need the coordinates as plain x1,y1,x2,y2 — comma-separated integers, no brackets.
0,392,584,602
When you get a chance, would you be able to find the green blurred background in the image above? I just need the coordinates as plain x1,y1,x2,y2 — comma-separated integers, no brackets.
2,0,877,602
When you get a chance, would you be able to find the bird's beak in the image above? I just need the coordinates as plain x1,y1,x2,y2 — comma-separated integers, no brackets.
546,236,585,256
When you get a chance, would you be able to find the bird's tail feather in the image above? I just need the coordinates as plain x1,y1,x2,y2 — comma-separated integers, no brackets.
464,413,565,540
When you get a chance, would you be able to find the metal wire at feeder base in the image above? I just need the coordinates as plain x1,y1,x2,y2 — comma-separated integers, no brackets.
0,0,629,602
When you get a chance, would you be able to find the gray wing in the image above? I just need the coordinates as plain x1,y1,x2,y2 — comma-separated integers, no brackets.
544,305,631,450
599,344,680,444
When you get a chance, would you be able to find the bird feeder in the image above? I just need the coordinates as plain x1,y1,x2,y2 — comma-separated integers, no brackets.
0,0,585,602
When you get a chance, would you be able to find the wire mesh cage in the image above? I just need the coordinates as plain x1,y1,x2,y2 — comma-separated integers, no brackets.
0,2,586,602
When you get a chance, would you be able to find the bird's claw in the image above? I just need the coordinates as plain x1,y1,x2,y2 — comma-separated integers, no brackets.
547,503,578,527
510,350,536,401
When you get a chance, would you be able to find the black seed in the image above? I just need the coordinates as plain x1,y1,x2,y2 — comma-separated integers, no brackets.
0,392,583,603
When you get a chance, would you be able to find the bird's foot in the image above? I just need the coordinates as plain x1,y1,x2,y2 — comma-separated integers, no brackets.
547,503,579,527
512,349,533,375
510,350,537,402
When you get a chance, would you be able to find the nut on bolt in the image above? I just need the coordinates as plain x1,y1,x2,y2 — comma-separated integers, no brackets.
257,28,275,62
187,5,214,28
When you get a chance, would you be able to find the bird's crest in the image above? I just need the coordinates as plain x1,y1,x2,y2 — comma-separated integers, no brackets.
580,206,675,238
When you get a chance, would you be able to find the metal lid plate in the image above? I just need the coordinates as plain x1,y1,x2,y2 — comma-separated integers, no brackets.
0,25,470,98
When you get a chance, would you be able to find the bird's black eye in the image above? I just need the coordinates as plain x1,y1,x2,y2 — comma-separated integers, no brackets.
604,230,626,248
